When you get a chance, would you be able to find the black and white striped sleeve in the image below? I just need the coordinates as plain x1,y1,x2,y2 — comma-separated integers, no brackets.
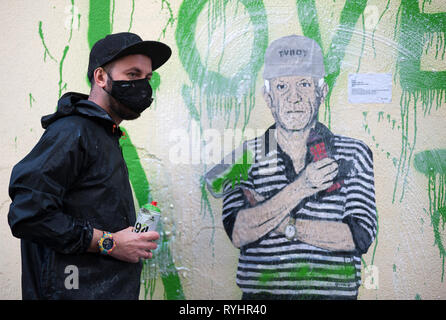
342,140,377,254
221,180,251,243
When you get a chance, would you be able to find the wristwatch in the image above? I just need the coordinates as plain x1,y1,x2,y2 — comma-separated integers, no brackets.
285,217,297,241
98,231,116,255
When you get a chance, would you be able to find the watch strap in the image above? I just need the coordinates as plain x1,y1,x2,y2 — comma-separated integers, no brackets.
98,231,116,255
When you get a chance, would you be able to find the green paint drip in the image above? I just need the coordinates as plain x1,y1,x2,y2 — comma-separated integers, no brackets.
200,176,215,253
297,0,368,128
393,0,446,202
356,12,366,73
371,0,391,58
38,21,57,63
128,0,135,32
175,0,268,130
67,0,75,43
414,149,446,281
29,93,36,109
151,72,161,96
159,0,176,40
58,46,70,98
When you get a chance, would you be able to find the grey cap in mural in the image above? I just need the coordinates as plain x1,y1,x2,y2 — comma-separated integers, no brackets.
263,35,325,80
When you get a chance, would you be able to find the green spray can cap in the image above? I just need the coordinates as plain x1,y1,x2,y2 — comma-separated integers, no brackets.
142,201,161,213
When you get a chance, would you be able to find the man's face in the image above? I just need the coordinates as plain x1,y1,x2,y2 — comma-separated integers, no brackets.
105,54,153,120
264,76,324,131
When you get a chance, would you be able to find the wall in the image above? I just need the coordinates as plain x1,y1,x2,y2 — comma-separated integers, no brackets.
0,0,445,299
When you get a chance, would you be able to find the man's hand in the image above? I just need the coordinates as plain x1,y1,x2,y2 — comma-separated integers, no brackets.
110,227,160,263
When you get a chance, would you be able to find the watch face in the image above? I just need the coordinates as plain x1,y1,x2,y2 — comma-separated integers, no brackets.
102,238,114,250
285,224,297,240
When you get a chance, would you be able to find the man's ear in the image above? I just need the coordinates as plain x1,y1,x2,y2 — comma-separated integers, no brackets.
318,80,329,104
93,67,108,89
262,85,274,110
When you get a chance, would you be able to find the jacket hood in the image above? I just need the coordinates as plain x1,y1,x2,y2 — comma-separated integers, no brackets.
41,92,117,131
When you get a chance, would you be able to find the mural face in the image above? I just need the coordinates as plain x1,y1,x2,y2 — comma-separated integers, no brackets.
1,0,446,300
265,76,324,132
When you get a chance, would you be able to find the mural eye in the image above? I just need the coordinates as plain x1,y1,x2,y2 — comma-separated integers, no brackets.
276,83,287,90
300,81,311,88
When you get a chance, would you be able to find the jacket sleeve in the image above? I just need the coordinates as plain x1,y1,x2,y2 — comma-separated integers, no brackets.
342,141,378,255
8,123,93,254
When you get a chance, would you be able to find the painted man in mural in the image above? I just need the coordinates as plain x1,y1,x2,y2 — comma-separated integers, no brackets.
212,35,377,299
8,32,171,299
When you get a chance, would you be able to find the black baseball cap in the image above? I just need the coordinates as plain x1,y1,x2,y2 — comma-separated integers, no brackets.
87,32,172,82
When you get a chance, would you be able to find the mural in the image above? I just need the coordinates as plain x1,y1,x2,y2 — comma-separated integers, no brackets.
1,0,445,300
205,34,377,299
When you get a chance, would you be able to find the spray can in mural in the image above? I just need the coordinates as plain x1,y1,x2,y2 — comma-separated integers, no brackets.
204,144,254,198
134,201,161,233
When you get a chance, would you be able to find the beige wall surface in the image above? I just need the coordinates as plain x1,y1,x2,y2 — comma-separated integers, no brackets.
0,0,445,300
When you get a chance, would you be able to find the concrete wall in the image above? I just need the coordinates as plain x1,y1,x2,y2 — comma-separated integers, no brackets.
1,0,445,299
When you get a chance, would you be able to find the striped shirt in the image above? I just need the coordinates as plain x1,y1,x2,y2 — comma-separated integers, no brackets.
222,123,377,299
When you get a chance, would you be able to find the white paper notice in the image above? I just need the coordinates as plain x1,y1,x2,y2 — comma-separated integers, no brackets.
348,73,392,104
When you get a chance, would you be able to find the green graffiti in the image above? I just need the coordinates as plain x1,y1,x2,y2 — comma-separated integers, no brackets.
259,263,356,285
111,0,116,32
159,0,176,40
87,0,111,49
210,150,253,194
29,93,36,109
175,0,268,129
67,0,75,43
414,149,446,281
297,0,369,128
176,0,268,255
38,21,57,63
151,71,161,96
58,46,70,98
88,0,184,299
394,0,446,202
371,0,391,58
38,3,76,100
128,0,135,32
119,129,152,206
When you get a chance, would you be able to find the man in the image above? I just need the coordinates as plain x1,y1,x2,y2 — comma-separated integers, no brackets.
8,32,171,299
218,35,377,299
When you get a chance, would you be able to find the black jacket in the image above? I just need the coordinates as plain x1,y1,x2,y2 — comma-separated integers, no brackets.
8,92,142,299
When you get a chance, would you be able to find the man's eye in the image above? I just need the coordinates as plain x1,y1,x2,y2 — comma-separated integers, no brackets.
276,83,287,90
299,82,311,88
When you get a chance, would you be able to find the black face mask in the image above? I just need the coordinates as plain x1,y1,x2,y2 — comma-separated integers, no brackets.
104,74,153,114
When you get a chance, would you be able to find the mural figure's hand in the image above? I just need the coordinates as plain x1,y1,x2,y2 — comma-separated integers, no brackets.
301,157,338,195
110,227,160,263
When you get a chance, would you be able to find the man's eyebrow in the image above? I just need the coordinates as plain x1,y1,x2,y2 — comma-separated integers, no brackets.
124,67,153,77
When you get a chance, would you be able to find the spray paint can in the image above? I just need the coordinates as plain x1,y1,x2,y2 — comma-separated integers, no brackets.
204,144,253,198
133,201,161,233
